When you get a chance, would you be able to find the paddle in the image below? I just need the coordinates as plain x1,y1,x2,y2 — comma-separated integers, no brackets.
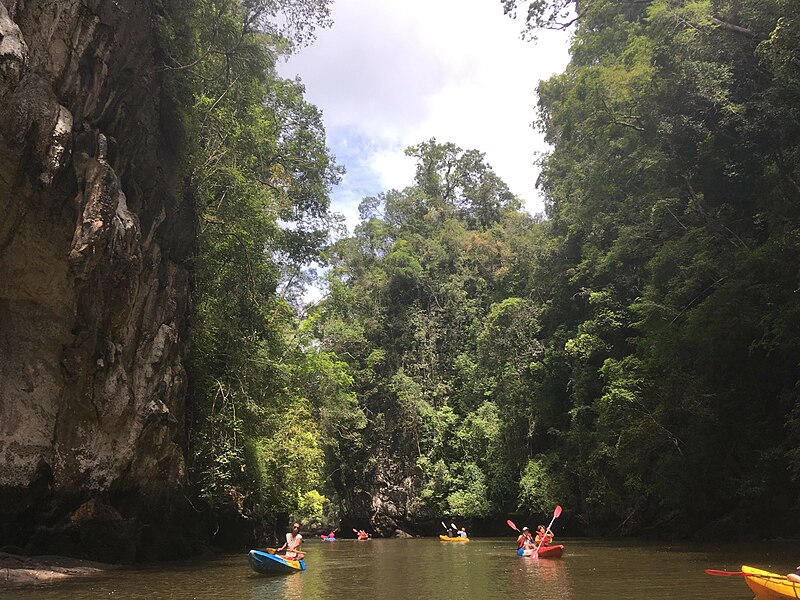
441,521,449,534
704,569,789,579
532,505,562,559
507,519,531,553
264,547,306,560
265,547,309,554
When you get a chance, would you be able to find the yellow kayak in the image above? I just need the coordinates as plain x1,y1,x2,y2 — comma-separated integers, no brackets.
438,535,470,542
742,565,799,599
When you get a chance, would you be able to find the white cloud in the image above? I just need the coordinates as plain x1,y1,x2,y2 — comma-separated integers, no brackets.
279,0,572,233
369,147,416,192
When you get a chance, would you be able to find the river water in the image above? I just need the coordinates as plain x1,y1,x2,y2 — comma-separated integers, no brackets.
3,537,799,599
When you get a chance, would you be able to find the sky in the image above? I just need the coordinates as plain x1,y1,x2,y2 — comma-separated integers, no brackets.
278,0,573,234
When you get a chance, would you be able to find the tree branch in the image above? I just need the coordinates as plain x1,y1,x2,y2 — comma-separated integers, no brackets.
709,16,763,39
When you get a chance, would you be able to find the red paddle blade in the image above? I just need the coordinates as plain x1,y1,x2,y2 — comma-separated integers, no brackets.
704,569,788,580
554,505,563,518
506,519,519,531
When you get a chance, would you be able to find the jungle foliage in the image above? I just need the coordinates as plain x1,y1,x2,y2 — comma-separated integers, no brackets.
312,0,800,536
156,0,363,533
164,0,800,539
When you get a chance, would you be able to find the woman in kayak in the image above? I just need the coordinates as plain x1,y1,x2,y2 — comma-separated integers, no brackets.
517,526,534,550
535,524,553,547
277,522,303,558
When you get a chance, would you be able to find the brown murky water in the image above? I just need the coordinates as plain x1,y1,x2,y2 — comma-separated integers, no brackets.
3,537,798,599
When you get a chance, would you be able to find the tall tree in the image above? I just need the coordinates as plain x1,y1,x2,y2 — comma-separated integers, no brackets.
507,0,800,535
160,0,352,539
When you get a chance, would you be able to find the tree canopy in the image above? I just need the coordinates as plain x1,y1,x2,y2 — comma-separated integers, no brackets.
167,0,799,540
310,0,800,537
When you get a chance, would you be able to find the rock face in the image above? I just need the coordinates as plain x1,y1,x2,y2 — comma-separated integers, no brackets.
338,447,423,538
0,0,194,560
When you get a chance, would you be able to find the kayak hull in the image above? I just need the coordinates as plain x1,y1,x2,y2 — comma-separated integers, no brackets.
248,549,306,574
439,535,470,542
517,544,564,558
742,565,799,599
320,536,336,541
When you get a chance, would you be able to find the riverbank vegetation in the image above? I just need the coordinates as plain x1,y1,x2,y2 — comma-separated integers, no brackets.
176,0,800,541
156,0,362,537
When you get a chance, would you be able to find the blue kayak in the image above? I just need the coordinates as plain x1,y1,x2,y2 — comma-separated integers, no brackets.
248,549,306,574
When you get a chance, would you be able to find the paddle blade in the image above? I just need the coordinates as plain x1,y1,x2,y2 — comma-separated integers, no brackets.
441,521,448,531
451,523,458,530
704,569,787,579
506,519,520,532
554,505,563,519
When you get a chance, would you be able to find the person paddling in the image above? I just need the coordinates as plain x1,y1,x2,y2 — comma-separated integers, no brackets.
517,526,534,550
277,522,303,558
535,524,553,547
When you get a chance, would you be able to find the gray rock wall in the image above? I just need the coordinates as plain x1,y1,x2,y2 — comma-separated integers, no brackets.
0,0,194,559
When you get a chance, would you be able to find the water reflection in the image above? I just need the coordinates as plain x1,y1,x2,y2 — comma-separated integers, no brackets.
249,569,304,600
4,537,800,600
510,554,573,599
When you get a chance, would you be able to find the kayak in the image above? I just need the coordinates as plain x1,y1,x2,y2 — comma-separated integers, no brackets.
439,535,470,542
248,549,306,574
517,544,564,558
320,536,336,541
742,565,799,599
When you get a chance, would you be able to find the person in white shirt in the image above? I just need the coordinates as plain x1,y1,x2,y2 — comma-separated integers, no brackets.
277,522,303,558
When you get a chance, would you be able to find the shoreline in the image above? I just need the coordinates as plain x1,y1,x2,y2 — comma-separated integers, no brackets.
0,552,115,588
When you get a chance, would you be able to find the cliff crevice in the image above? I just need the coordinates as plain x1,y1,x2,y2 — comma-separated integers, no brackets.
0,0,195,561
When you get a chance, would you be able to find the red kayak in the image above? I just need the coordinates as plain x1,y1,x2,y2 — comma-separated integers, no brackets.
538,544,564,558
517,544,564,558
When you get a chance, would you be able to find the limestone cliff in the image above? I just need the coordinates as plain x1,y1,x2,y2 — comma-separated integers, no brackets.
0,0,194,560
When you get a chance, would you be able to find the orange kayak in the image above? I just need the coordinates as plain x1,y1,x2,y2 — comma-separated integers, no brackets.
742,565,799,599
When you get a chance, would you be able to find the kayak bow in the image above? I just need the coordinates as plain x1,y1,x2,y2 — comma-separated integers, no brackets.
742,565,800,599
248,549,306,574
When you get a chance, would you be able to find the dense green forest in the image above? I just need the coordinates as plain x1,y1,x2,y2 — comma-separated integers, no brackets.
176,0,800,540
155,0,360,538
